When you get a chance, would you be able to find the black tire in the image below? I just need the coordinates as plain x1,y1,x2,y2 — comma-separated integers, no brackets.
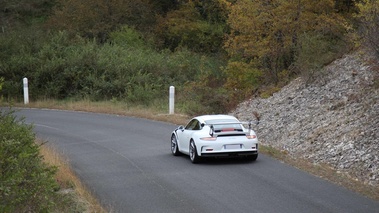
171,134,180,156
246,153,258,162
189,140,201,163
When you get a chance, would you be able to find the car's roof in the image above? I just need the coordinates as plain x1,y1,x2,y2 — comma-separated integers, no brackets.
194,115,239,123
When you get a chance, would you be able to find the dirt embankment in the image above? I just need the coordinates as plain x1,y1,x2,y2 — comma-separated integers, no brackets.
233,50,379,186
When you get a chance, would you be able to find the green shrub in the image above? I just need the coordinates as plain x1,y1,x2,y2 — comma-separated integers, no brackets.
109,26,147,49
0,28,227,114
357,0,379,55
223,61,263,104
180,65,228,115
260,86,281,99
179,84,209,115
0,77,3,102
0,110,60,212
293,33,348,83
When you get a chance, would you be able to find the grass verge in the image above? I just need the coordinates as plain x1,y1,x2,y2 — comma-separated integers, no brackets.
38,139,107,212
12,99,190,125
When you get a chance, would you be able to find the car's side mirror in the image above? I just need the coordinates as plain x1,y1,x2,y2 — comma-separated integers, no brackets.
178,125,184,131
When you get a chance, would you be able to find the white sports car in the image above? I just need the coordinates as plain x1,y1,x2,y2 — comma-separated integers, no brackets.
171,115,259,163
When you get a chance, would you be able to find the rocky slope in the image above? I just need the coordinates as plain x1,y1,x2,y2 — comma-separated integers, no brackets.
233,51,379,186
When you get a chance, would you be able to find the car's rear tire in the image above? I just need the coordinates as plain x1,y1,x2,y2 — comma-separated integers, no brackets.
189,140,201,164
171,134,180,156
246,154,258,162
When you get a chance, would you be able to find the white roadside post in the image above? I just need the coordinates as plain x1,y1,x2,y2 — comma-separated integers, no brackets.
169,86,175,114
23,77,29,105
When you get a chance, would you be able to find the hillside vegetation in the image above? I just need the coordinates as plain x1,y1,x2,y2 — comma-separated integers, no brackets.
0,0,378,114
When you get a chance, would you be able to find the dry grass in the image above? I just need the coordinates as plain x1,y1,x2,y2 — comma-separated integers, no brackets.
38,139,107,213
12,99,190,125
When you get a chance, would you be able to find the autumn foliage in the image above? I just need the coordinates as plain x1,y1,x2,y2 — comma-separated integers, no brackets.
47,0,155,42
225,0,351,84
356,0,379,55
0,0,374,113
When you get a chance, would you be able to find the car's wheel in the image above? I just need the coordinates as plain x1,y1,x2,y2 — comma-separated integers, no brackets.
189,140,201,163
171,134,180,156
246,154,258,162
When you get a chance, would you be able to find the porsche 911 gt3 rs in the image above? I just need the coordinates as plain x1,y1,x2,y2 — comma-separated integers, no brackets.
171,115,259,163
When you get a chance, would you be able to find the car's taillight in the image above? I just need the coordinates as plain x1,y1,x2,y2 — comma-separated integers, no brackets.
246,134,257,139
200,137,217,141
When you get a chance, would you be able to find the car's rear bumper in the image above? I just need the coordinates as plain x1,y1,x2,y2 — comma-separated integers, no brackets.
200,150,258,157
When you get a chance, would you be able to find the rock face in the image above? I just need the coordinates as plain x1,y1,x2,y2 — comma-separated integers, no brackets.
233,51,379,186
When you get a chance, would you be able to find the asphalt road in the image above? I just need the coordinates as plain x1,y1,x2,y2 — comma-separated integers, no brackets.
13,108,379,213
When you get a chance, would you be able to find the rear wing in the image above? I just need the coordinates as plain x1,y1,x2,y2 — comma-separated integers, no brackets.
204,121,259,137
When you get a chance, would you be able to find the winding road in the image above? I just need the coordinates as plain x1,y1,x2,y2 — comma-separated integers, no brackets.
14,108,379,213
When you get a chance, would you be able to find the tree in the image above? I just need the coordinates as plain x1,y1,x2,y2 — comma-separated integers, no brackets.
155,0,228,53
224,61,262,100
148,0,179,14
48,0,154,42
356,0,379,55
224,0,350,84
334,0,361,13
0,0,56,31
0,77,3,102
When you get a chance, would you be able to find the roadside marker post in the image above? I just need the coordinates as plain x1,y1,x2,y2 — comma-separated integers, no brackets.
23,77,29,105
169,86,175,114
